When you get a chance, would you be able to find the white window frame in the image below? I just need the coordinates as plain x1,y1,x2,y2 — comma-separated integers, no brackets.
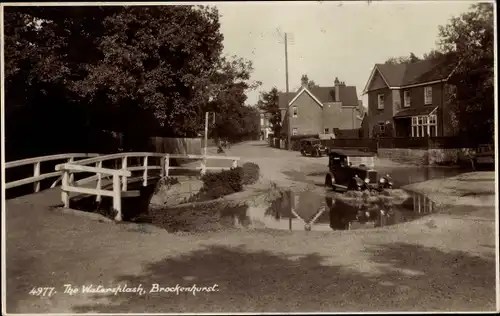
410,114,437,138
292,106,298,118
292,128,298,136
377,94,385,109
404,90,411,107
424,86,432,105
324,128,329,134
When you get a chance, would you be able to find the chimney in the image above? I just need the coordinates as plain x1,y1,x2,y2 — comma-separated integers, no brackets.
334,77,340,102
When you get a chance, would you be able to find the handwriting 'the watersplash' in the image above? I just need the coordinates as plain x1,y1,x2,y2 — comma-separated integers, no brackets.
63,284,147,296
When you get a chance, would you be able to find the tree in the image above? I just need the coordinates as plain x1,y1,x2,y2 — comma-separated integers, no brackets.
4,6,259,158
207,56,261,143
258,87,281,137
300,74,318,89
384,52,421,65
437,3,494,142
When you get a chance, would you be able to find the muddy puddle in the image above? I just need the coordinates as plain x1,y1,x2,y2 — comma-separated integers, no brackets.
240,190,436,231
144,189,436,233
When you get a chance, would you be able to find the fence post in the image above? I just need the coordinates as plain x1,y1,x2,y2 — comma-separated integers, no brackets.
33,161,41,193
68,157,74,184
164,154,170,178
200,158,206,176
113,174,122,222
96,161,102,203
143,156,148,186
61,169,69,208
121,156,128,191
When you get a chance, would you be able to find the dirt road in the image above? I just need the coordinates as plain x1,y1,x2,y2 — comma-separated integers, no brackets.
5,141,497,313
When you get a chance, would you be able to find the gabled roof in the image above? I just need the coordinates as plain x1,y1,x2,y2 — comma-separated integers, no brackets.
363,53,460,93
279,85,360,108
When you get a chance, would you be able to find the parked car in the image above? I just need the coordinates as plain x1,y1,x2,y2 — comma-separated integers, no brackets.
475,144,494,166
324,149,393,191
300,138,329,157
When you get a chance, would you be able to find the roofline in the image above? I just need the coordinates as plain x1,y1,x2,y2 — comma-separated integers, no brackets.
287,86,324,108
393,106,438,118
362,60,460,95
363,78,449,95
362,65,391,95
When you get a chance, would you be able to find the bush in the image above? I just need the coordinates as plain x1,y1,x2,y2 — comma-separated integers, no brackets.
239,162,260,185
199,167,243,200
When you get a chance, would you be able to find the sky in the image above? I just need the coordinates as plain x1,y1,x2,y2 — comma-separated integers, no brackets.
215,0,478,107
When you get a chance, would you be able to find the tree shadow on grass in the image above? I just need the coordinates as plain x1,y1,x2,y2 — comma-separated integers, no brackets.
72,242,496,313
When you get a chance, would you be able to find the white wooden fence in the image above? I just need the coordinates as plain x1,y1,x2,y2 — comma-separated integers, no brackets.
53,152,240,221
5,153,100,192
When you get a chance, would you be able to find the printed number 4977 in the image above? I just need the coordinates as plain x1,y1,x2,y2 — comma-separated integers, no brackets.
29,287,55,297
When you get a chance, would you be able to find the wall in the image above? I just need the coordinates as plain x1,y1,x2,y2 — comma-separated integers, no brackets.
368,87,393,138
322,102,361,131
149,137,202,165
290,91,322,135
378,147,475,165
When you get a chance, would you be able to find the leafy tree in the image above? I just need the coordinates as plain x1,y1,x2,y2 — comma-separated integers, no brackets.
384,52,421,65
258,87,282,136
300,74,318,89
437,3,494,142
5,6,259,158
207,56,261,143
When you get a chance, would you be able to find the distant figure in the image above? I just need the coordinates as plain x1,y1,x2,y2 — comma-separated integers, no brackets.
304,224,312,231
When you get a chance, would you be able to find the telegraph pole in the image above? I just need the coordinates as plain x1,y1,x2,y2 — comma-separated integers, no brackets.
285,33,292,150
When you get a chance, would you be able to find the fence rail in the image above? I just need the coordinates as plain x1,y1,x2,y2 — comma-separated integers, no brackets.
5,153,100,192
52,152,239,222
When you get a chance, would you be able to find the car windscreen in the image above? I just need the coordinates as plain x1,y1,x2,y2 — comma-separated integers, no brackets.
347,156,374,168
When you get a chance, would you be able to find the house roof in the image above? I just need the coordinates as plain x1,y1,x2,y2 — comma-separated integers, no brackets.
393,106,437,118
278,85,359,108
364,53,460,93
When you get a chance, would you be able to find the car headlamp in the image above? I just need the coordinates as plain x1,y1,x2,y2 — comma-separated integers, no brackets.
379,177,386,183
364,178,370,183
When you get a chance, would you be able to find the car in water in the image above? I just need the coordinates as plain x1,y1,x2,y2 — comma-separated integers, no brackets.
299,138,329,157
324,149,393,191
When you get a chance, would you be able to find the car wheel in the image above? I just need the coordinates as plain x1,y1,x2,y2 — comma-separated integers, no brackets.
325,174,335,190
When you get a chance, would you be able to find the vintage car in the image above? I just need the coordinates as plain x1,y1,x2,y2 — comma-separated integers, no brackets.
475,143,495,166
300,138,329,157
324,149,393,191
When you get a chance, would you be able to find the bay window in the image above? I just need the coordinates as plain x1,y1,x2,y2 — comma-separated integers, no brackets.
411,114,437,137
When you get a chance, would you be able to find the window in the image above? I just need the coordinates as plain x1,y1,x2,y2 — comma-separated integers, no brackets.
378,122,385,134
404,90,411,107
424,86,432,105
292,106,298,118
429,114,436,124
377,94,385,109
411,114,438,138
292,128,298,136
324,128,329,134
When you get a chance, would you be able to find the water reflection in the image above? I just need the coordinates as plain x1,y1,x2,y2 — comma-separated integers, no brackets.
243,190,436,231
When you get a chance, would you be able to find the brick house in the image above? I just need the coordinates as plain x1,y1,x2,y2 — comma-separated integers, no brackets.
363,57,459,139
279,78,364,137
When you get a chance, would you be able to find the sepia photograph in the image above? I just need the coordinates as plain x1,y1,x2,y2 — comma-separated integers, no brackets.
1,0,497,314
